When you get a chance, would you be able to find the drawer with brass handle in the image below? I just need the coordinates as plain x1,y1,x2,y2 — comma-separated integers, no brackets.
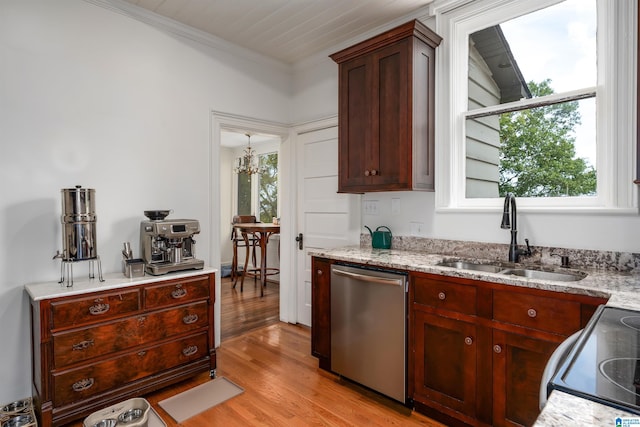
144,276,209,309
52,332,208,407
50,289,141,329
53,301,209,367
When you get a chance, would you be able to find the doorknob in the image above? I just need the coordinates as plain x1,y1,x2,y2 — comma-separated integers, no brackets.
295,233,303,250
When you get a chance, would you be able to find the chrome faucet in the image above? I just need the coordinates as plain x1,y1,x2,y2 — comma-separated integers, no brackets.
500,193,531,262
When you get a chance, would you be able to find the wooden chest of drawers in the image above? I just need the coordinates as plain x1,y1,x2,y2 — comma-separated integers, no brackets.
29,272,216,427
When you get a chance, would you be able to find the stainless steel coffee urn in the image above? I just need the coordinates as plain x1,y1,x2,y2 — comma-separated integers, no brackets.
61,185,97,261
54,185,104,286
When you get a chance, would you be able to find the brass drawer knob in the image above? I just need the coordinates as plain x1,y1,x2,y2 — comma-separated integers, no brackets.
527,308,537,318
493,345,502,354
171,285,187,299
182,345,198,357
72,378,95,392
72,339,94,351
438,292,446,300
464,337,473,346
89,302,110,315
183,314,199,325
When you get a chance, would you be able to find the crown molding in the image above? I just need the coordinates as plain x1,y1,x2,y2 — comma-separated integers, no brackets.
83,0,292,74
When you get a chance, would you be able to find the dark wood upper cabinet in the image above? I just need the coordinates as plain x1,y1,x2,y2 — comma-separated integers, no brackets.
330,20,442,193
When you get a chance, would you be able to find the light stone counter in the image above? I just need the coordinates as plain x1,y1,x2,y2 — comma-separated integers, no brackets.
25,267,217,301
309,245,640,425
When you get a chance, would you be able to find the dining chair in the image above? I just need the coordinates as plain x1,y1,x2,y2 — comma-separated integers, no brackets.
230,215,258,287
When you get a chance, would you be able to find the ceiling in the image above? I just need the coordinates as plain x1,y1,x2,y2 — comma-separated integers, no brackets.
121,0,435,65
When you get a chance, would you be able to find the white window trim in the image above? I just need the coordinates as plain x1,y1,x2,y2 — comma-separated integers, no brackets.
433,0,637,213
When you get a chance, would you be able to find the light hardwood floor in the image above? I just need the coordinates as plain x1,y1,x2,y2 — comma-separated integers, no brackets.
220,275,280,341
149,323,443,426
65,279,443,426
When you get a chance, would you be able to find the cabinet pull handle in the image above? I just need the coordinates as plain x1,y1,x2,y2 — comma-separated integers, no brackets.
438,292,446,300
527,308,537,318
464,337,473,346
364,170,370,176
182,345,198,356
171,285,187,299
370,169,378,176
317,270,323,276
72,339,94,351
138,351,146,357
138,316,146,324
493,345,502,354
183,314,199,324
72,378,94,392
89,302,110,315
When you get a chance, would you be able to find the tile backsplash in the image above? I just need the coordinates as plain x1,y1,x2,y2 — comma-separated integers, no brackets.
360,235,640,273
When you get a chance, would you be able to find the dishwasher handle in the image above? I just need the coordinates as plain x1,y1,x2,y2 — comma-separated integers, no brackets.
332,267,404,286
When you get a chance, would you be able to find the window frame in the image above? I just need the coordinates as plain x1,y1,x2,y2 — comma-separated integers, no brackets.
433,0,636,213
233,141,280,220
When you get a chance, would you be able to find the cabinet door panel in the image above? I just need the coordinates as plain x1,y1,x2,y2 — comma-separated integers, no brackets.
311,258,332,367
339,56,370,190
376,39,410,187
492,330,558,427
412,311,477,417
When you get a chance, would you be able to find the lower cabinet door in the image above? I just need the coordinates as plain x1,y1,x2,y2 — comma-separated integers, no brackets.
52,332,208,406
412,310,478,418
492,330,559,427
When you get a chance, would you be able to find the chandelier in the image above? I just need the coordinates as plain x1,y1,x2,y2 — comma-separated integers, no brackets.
233,133,265,176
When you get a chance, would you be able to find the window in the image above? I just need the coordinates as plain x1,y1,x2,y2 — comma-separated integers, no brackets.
258,153,278,223
466,0,596,199
236,151,279,221
435,0,636,210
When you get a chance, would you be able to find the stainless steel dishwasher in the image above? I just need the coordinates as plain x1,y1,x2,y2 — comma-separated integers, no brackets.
330,264,407,403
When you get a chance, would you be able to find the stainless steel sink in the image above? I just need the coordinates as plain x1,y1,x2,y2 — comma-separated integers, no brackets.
437,260,587,282
437,261,505,274
498,268,586,282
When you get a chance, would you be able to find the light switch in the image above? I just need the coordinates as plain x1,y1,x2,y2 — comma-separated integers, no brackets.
364,200,379,215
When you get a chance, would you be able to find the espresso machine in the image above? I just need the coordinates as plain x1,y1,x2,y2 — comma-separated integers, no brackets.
139,212,204,275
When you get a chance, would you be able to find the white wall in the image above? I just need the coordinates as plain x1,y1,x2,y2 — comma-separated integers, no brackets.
0,0,291,404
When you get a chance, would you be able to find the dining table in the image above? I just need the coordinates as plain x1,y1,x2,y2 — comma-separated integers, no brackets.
233,222,280,297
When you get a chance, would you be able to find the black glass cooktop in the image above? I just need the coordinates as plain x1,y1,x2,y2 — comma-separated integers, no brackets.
550,306,640,414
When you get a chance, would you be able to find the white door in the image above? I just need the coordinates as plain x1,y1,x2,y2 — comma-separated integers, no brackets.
295,122,361,326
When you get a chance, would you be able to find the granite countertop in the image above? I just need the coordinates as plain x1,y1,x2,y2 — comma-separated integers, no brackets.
309,245,640,425
25,267,218,301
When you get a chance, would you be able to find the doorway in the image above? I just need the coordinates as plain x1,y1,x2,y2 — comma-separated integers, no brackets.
221,130,281,340
210,112,291,346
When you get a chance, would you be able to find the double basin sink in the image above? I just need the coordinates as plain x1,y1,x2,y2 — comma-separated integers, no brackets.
437,260,587,282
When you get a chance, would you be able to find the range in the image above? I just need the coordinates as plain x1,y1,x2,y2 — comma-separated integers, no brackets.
549,305,640,415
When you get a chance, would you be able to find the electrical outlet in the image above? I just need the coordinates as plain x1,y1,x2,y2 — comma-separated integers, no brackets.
391,198,401,215
410,222,424,236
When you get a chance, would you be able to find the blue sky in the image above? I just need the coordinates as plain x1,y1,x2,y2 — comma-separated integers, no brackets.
500,0,597,166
